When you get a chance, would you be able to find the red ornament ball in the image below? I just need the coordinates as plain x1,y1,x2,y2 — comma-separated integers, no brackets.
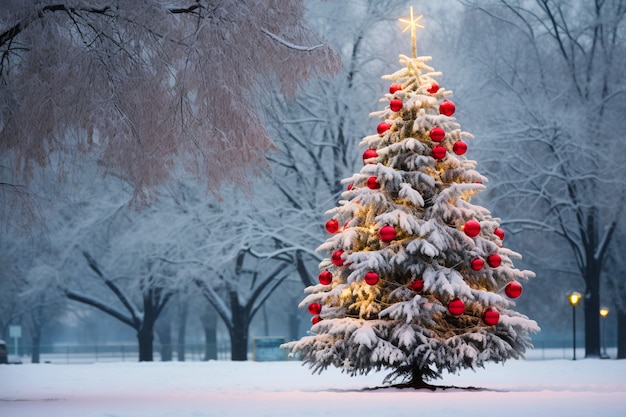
363,148,378,163
427,82,440,94
439,99,456,116
377,122,391,135
494,227,505,241
325,219,339,234
389,83,402,94
463,220,481,238
311,316,322,325
453,141,467,155
318,270,333,286
410,279,424,292
448,298,465,316
471,258,484,271
429,127,446,142
347,183,353,191
331,249,345,266
505,281,523,298
366,176,381,189
390,99,403,112
308,302,322,315
432,145,446,160
364,271,379,285
379,225,396,242
483,307,500,326
487,253,502,268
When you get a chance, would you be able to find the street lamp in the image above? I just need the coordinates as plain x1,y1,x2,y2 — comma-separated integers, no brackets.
568,291,582,360
600,307,609,358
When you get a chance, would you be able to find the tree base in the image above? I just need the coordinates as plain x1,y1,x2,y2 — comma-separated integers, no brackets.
365,382,485,391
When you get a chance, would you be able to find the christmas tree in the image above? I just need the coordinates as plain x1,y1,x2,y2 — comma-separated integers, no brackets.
283,8,539,389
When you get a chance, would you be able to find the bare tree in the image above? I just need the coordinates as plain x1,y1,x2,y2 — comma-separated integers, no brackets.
258,0,411,286
459,0,626,358
24,169,187,361
194,249,296,361
606,230,626,358
0,1,339,204
65,251,174,362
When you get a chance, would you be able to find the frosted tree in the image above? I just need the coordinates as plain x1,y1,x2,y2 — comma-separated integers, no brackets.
458,0,626,358
0,1,339,205
284,10,539,389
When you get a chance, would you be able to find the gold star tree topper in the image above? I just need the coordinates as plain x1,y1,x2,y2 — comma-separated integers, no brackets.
399,6,424,58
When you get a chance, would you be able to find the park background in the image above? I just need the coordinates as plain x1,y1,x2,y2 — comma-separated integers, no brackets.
1,0,624,366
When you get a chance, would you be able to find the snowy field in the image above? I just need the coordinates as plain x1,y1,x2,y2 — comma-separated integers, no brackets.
1,359,625,417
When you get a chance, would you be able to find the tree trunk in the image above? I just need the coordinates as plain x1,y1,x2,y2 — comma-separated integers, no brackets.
176,302,188,361
156,321,172,362
137,323,154,362
229,323,249,361
31,334,41,364
618,308,626,359
229,290,249,361
584,266,601,358
201,307,218,361
289,296,300,341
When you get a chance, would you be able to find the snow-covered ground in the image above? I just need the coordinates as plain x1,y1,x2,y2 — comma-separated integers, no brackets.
1,358,625,417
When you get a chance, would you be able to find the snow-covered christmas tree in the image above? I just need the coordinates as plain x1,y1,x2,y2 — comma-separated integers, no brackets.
283,8,539,388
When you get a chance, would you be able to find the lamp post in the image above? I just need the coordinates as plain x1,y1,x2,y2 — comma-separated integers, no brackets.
568,292,582,360
600,307,609,358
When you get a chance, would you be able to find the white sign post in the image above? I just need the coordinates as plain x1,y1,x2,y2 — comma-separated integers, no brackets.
9,325,21,357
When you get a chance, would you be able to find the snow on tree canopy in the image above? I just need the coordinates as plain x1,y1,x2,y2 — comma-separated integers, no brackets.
282,51,539,388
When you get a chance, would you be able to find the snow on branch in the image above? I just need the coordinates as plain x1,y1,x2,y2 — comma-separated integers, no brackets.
261,28,327,52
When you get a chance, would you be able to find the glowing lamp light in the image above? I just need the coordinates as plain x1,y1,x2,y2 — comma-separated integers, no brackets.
600,307,610,358
568,291,582,360
568,291,582,307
